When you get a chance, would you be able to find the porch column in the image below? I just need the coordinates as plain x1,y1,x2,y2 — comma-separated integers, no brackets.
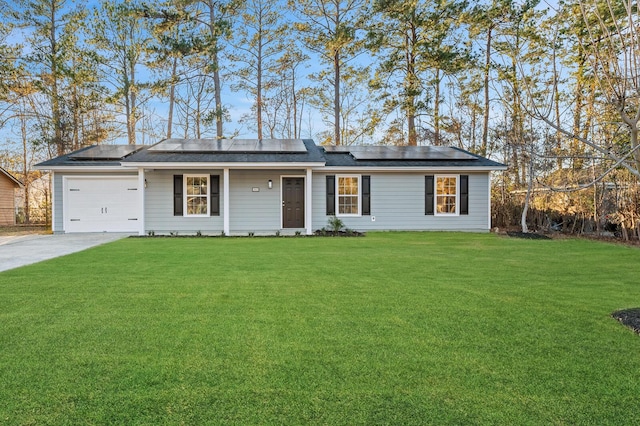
138,168,145,236
50,171,55,233
487,173,492,231
223,167,230,235
306,167,313,235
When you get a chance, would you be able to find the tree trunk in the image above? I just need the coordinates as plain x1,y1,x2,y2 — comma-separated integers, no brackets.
49,2,64,155
481,26,492,157
128,58,137,145
214,50,223,139
292,70,298,139
521,148,534,233
334,50,341,145
257,47,263,140
20,110,30,224
434,68,441,145
207,2,224,140
407,106,417,146
406,28,418,146
572,53,585,170
167,56,178,139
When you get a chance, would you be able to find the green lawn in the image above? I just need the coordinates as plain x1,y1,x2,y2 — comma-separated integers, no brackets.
1,232,640,425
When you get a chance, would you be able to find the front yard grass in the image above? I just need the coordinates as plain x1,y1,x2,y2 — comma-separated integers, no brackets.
1,232,640,424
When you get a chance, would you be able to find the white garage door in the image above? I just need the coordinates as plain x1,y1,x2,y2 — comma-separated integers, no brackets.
65,176,140,233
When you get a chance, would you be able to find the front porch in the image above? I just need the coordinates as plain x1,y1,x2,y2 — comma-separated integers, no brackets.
139,167,315,236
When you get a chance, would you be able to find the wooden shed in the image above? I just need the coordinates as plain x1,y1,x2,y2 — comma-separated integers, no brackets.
0,168,23,226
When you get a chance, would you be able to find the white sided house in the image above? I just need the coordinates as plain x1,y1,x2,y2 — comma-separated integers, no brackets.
36,139,506,235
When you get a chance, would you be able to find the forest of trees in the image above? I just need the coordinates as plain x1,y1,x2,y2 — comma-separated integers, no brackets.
1,0,639,238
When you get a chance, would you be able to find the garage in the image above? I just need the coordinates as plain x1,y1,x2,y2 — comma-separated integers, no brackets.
64,176,140,233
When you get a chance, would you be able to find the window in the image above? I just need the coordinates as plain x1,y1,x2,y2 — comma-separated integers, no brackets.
436,175,458,215
337,175,360,216
426,175,468,216
326,175,370,216
184,175,209,216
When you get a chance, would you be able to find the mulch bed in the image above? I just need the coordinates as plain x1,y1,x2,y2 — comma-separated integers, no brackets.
506,231,552,240
612,309,640,335
314,230,365,237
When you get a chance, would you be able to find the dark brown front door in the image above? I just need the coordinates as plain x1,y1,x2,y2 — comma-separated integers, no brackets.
282,177,304,228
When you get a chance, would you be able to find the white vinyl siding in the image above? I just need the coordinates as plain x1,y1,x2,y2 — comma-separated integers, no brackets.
144,170,223,234
313,172,491,232
229,170,299,233
143,169,302,235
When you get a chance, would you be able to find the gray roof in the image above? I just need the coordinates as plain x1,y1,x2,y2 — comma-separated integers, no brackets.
122,139,325,164
36,145,144,168
322,146,504,168
36,139,506,169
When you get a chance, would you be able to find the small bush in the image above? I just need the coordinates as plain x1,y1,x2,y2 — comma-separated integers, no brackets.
327,216,344,233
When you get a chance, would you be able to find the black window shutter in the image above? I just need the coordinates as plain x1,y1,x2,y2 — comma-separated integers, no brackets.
362,175,371,215
425,175,434,215
460,175,469,215
173,175,183,216
326,175,335,215
210,175,220,216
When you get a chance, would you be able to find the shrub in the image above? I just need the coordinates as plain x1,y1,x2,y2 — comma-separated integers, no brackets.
327,216,344,233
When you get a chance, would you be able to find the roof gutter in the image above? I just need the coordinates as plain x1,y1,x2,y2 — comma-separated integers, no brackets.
317,165,508,172
34,165,133,172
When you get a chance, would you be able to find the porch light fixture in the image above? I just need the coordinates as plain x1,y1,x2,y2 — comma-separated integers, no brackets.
144,179,148,188
268,179,273,189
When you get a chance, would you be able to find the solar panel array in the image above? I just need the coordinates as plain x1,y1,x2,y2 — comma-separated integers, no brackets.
69,145,144,160
148,139,308,153
323,145,476,160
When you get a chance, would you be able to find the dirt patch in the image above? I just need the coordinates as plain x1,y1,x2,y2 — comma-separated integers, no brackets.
612,309,640,335
0,225,49,236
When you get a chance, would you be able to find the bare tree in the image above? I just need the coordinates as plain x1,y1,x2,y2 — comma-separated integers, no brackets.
525,0,640,180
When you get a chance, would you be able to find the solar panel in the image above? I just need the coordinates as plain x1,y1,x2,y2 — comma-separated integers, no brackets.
148,139,307,153
324,145,476,160
69,145,144,160
278,139,308,152
322,145,352,153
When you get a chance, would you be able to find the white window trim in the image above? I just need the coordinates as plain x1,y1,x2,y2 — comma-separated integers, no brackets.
183,174,210,217
434,174,460,216
336,174,361,217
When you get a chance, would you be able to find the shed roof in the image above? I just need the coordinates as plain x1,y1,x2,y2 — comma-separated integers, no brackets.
0,167,23,187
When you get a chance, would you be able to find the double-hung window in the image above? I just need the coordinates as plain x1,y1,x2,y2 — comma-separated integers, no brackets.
337,175,360,216
426,174,468,216
326,175,370,216
435,175,458,215
184,175,209,216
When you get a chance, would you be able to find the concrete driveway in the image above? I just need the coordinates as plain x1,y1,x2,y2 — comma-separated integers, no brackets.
0,233,132,273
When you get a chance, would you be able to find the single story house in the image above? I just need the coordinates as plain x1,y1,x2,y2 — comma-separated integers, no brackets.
0,167,23,226
36,139,506,235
